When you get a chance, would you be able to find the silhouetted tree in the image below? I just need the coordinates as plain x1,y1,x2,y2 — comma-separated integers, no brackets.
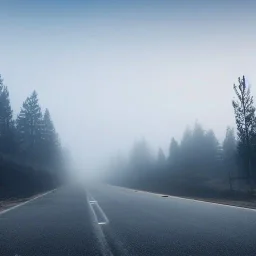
203,129,220,174
179,127,193,166
157,148,166,166
41,109,61,169
107,153,127,184
222,127,237,172
129,139,152,182
0,74,67,199
168,137,179,169
130,140,151,167
0,75,15,154
192,122,205,166
16,91,43,164
232,76,256,181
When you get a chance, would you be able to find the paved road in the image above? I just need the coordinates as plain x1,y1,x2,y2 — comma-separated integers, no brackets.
1,183,256,256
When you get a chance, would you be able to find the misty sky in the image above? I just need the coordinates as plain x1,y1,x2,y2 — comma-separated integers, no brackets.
1,0,256,170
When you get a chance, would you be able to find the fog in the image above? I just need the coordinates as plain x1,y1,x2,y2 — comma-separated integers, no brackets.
1,0,256,176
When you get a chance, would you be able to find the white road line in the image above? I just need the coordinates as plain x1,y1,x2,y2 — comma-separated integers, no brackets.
97,221,107,225
0,188,57,215
88,195,109,225
166,194,256,212
87,193,113,256
95,201,109,225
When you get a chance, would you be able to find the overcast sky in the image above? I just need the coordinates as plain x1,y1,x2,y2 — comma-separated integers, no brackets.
1,0,256,170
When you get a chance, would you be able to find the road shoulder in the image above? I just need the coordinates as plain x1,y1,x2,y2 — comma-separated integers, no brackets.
110,184,256,210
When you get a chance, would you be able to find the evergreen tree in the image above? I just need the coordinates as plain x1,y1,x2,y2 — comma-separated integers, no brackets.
129,139,152,181
0,75,2,90
42,109,60,169
108,153,127,184
16,91,43,163
223,127,237,176
204,130,219,159
203,129,220,176
190,122,208,175
232,76,256,180
180,127,193,156
0,74,66,197
192,122,205,160
168,137,179,168
130,139,152,169
157,148,166,166
43,109,56,143
0,75,15,154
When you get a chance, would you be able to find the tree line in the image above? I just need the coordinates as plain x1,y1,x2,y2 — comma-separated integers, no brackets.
0,73,69,199
105,76,256,198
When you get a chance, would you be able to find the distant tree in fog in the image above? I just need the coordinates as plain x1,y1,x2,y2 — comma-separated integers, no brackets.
130,139,152,168
105,75,256,197
129,139,152,182
179,127,193,167
157,148,166,166
192,122,205,165
177,123,220,178
168,137,179,168
41,109,61,169
203,129,220,173
107,153,127,184
222,127,237,175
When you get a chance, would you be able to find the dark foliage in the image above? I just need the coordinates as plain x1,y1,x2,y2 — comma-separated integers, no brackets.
0,74,68,199
232,76,256,181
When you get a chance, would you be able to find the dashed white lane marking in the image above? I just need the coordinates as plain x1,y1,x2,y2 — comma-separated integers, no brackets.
87,193,113,256
97,201,109,225
88,195,109,225
0,188,57,215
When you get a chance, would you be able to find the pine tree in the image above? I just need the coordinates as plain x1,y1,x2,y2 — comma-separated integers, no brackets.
223,127,237,175
108,153,127,183
192,122,205,156
0,75,15,154
204,130,219,159
180,127,193,153
130,139,151,169
203,129,220,176
157,148,166,166
16,91,43,163
42,109,60,169
129,139,152,181
42,109,58,146
232,76,256,180
190,122,208,174
168,137,179,168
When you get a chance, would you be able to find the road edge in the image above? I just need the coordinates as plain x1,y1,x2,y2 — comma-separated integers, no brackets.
0,188,57,215
107,184,256,212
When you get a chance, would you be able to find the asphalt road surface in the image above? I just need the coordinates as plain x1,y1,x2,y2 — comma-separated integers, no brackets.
1,183,256,256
